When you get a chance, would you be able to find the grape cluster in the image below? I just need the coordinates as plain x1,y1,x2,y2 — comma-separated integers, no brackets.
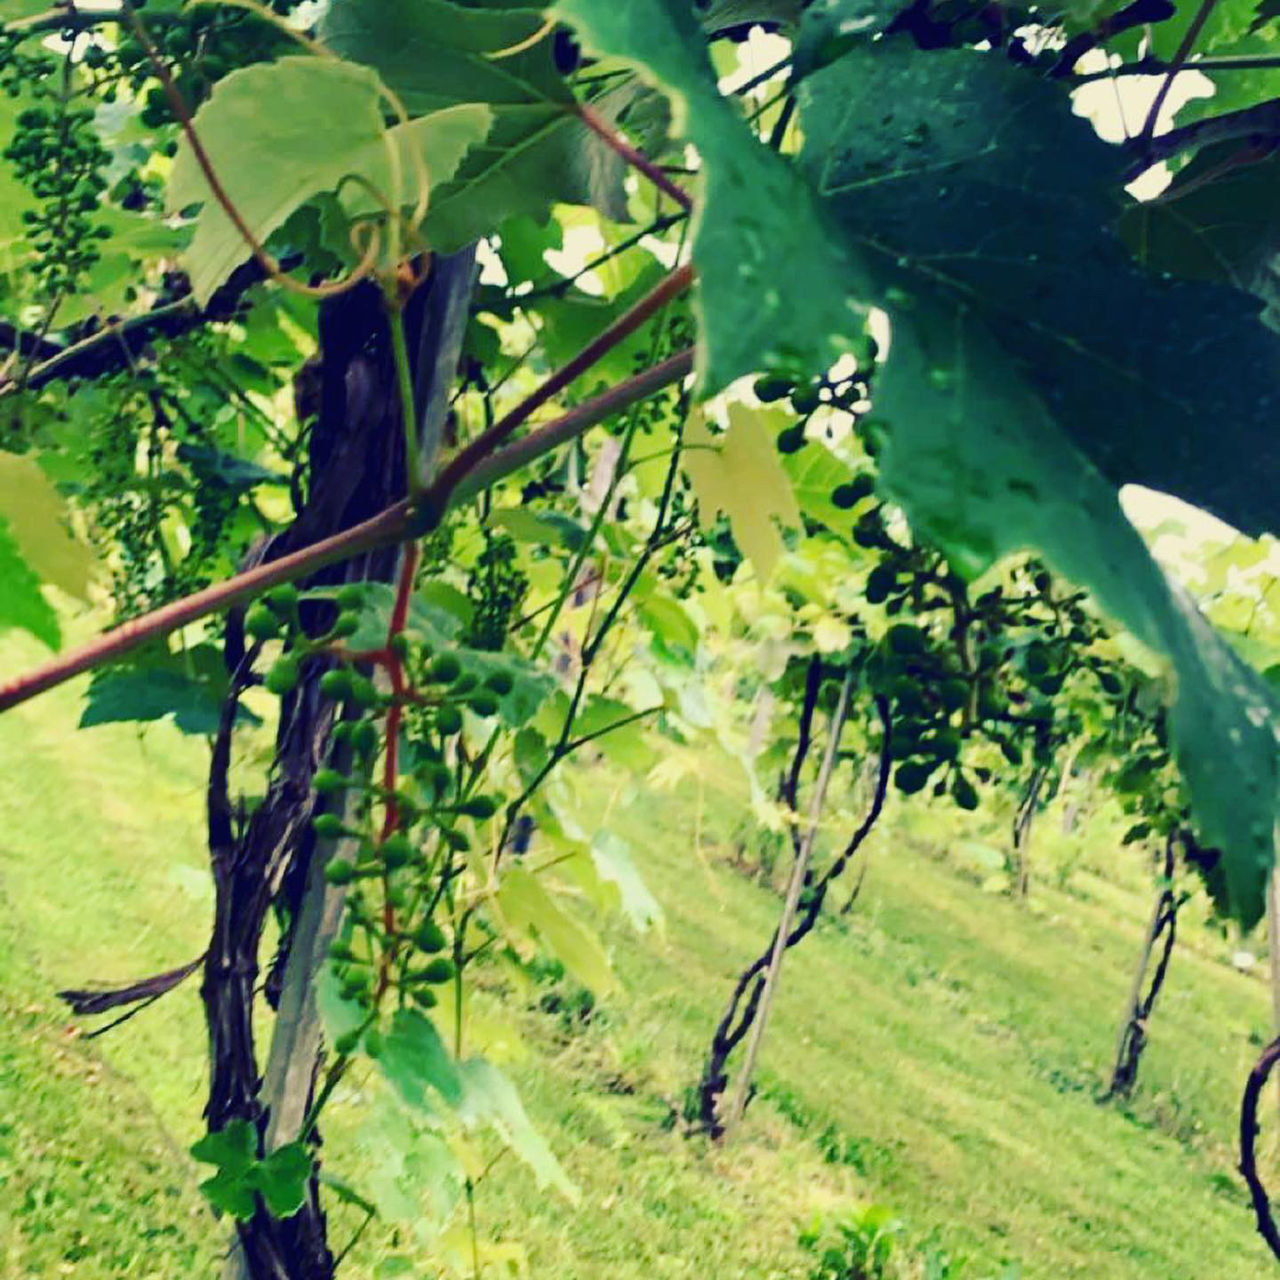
466,529,527,652
252,583,513,1031
2,42,110,300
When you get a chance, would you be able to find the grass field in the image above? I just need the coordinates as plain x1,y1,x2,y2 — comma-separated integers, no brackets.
1,629,1277,1278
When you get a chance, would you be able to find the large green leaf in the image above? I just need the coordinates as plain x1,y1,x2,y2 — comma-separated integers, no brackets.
552,0,868,394
1119,143,1280,312
798,40,1280,538
797,40,1280,922
320,0,570,111
321,0,628,249
167,57,485,302
496,864,618,995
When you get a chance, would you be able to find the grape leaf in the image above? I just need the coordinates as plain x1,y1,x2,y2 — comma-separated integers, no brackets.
0,452,92,598
1118,142,1280,310
496,864,618,995
552,0,868,394
456,1057,578,1200
796,40,1280,921
320,0,628,249
683,404,802,580
378,1009,464,1112
167,58,485,302
798,40,1280,538
0,515,58,649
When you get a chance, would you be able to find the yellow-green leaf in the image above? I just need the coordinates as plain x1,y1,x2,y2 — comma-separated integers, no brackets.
496,865,618,996
683,404,802,580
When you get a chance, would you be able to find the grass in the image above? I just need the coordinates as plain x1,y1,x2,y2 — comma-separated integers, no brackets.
0,628,1277,1277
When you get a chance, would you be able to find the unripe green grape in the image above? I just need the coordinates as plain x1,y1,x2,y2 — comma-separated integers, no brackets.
413,920,447,953
389,633,410,660
314,813,346,839
244,604,280,641
415,957,456,984
458,794,498,820
864,563,896,605
352,720,378,757
347,675,379,708
429,654,461,684
791,386,822,414
754,374,794,403
319,669,353,700
436,704,463,736
484,669,514,696
381,833,413,869
332,611,360,638
411,987,438,1009
314,768,348,795
265,654,300,695
364,1027,384,1058
453,673,478,696
442,827,471,852
468,690,499,717
337,584,364,610
266,583,299,611
324,858,357,885
775,425,806,455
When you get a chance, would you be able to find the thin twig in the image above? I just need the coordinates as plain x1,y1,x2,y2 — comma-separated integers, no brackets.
579,105,694,212
1138,0,1221,144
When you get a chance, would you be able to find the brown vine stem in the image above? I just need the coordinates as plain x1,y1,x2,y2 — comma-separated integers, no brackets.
0,346,694,714
433,262,694,496
1137,0,1220,145
578,104,694,212
1240,1032,1280,1262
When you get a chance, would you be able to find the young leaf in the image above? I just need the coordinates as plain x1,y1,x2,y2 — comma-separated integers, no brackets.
378,1009,464,1111
496,865,619,996
0,453,92,599
0,516,59,650
167,58,484,302
456,1057,579,1201
251,1143,312,1219
683,404,802,580
321,0,627,248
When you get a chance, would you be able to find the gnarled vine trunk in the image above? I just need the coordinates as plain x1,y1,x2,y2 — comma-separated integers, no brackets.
206,253,475,1280
1105,833,1179,1100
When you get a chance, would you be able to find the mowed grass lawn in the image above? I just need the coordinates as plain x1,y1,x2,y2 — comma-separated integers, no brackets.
0,629,1276,1277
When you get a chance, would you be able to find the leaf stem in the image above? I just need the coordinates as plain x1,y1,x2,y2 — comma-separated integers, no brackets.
1138,0,1220,144
387,303,423,495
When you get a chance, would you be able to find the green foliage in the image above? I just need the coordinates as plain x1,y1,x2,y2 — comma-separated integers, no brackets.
167,56,488,300
554,0,867,393
190,1119,312,1221
322,0,629,248
0,517,58,649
